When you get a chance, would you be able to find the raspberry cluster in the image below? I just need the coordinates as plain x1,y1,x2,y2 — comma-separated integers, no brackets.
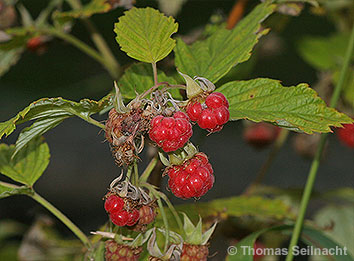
149,111,193,152
187,92,230,133
104,195,156,227
167,153,214,199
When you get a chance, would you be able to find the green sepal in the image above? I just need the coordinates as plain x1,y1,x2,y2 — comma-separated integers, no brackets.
182,213,217,245
113,81,129,113
178,71,203,99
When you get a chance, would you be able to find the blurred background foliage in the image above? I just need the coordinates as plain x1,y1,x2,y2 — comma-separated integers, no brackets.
0,0,353,260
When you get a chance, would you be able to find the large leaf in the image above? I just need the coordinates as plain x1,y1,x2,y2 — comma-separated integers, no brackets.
297,33,353,71
174,2,275,83
227,225,353,261
114,7,178,63
0,95,112,154
218,78,353,134
0,48,23,77
52,0,111,24
117,63,180,99
0,137,49,186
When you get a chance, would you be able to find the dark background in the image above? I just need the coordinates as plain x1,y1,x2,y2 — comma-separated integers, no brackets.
0,0,353,259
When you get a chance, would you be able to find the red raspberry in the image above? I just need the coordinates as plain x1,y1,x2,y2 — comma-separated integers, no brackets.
149,111,193,152
104,195,125,213
244,122,281,148
337,123,354,148
138,205,156,225
110,210,129,226
186,92,229,133
167,153,214,199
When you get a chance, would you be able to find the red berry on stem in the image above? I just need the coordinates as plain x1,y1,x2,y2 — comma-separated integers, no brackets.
187,92,229,133
149,112,193,152
167,153,214,199
337,123,354,148
110,210,129,226
126,209,140,226
104,195,124,213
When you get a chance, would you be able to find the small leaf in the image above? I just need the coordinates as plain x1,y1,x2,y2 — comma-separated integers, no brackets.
0,137,50,186
218,78,353,134
0,95,112,153
117,63,180,99
174,2,274,83
114,7,178,63
53,0,111,24
0,48,23,77
178,71,203,99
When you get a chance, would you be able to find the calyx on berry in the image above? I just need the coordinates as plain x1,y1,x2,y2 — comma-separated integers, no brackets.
147,228,183,261
180,213,217,261
178,71,216,99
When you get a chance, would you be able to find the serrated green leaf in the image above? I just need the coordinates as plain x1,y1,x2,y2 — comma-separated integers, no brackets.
53,0,111,24
227,225,353,261
0,137,49,186
114,7,178,63
218,78,353,134
297,33,353,71
0,48,23,77
117,63,180,99
0,95,112,153
174,2,274,83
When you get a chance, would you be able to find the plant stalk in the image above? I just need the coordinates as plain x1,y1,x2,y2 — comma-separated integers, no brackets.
67,0,121,79
286,24,354,261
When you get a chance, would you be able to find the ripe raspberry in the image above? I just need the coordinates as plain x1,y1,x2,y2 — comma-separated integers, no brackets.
167,153,214,199
337,123,354,148
149,111,193,152
126,209,140,226
105,240,142,261
104,195,124,213
186,92,229,133
181,244,209,261
244,122,281,148
110,210,129,226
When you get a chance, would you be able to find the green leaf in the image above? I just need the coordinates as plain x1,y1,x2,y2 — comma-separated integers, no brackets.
114,7,178,63
0,95,112,154
0,137,49,186
0,48,23,77
227,225,353,261
275,0,318,7
218,78,353,134
117,63,180,99
52,0,111,24
297,33,353,71
313,205,354,256
174,2,275,83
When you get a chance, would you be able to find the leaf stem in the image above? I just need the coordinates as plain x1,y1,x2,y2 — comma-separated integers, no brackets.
286,24,354,261
158,191,184,233
38,27,116,78
139,156,158,183
79,115,106,129
152,63,158,85
156,196,169,252
0,181,91,249
133,161,139,186
67,0,121,79
31,192,92,249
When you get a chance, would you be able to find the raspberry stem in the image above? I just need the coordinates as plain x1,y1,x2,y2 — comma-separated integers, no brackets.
140,156,158,183
286,23,354,261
